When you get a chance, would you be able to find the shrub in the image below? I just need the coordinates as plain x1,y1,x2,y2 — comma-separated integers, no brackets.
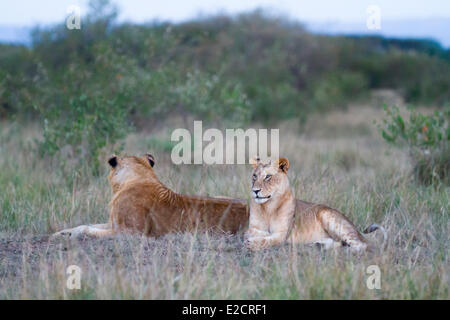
379,105,449,185
311,71,368,110
2,0,450,155
37,93,131,175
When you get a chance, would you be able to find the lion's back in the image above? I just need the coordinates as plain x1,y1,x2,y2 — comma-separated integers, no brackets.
181,195,249,233
110,180,175,234
110,181,248,235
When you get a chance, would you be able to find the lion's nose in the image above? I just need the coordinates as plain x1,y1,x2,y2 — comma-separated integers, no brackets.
252,188,261,196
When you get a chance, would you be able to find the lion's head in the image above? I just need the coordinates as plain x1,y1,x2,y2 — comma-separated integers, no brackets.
249,156,290,204
107,154,156,193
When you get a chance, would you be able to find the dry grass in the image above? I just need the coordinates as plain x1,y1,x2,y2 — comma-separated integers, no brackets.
0,106,448,299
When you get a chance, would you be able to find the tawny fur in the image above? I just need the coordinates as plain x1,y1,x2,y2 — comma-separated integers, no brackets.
245,157,385,251
53,154,249,239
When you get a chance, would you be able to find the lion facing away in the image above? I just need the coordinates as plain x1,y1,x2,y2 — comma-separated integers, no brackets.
245,157,386,251
53,154,249,238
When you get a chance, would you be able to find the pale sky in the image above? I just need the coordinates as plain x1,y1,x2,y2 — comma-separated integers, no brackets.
1,0,449,26
1,1,450,46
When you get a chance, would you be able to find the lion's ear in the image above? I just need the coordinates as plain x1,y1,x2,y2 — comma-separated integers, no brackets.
277,158,290,173
249,155,261,168
108,156,118,168
146,154,155,167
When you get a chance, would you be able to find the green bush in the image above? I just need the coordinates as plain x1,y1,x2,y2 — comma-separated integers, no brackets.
37,93,131,175
1,0,449,168
311,71,368,110
379,105,449,185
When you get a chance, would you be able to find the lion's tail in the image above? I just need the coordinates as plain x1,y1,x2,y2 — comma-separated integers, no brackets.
363,223,387,248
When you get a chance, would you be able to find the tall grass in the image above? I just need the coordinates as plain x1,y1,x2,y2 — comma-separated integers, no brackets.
0,106,448,299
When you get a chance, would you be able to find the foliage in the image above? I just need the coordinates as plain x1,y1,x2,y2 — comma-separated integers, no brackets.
1,0,449,170
380,105,449,185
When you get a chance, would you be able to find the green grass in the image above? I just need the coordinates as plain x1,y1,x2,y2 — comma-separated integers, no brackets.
0,106,448,299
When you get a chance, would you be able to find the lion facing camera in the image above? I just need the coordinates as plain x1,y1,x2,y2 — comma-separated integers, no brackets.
245,156,386,251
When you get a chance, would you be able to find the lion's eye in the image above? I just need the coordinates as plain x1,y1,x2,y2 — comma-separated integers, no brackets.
252,174,257,181
265,174,272,181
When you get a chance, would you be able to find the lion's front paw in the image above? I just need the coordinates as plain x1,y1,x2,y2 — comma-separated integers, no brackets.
51,225,88,239
51,230,71,238
246,237,269,251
